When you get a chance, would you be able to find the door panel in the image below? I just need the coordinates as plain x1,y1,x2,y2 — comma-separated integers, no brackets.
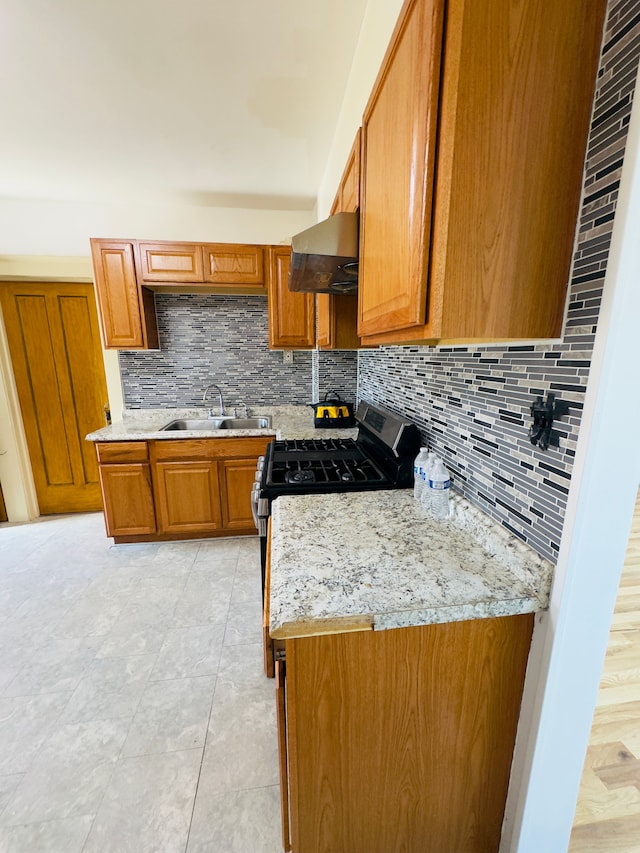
98,463,156,537
0,282,109,514
153,460,222,534
58,295,109,486
268,246,315,349
220,458,258,530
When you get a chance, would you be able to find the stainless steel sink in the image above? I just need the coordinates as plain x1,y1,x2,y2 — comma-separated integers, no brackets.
160,416,272,431
217,417,272,429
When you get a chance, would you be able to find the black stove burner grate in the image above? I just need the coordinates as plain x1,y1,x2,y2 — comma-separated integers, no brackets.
268,455,387,487
274,438,358,455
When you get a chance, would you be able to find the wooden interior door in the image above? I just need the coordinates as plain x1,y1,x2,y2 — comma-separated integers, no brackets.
0,282,109,514
0,481,7,522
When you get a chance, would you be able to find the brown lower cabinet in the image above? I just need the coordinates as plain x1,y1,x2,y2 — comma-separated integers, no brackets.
95,436,270,542
276,613,534,853
96,442,156,537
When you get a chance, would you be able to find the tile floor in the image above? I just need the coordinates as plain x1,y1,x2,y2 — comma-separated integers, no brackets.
0,512,282,852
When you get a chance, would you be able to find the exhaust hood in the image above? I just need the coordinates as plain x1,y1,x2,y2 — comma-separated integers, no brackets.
288,211,359,294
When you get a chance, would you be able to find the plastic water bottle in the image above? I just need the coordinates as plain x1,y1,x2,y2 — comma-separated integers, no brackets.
420,452,437,510
428,459,451,519
413,448,429,501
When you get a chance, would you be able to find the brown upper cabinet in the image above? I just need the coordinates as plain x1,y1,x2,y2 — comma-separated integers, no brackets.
268,245,315,349
138,241,266,288
358,0,607,345
90,239,275,349
317,129,362,351
91,239,159,350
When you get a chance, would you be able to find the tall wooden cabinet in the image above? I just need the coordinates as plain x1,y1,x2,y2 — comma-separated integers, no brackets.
90,240,159,350
358,0,607,345
268,246,315,349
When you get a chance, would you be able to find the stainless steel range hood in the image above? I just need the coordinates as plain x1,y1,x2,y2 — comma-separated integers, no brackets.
288,211,359,294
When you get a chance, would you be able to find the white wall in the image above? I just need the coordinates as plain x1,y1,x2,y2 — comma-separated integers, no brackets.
317,0,404,218
0,197,315,255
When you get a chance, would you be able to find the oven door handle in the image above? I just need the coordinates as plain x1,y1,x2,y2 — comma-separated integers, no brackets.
250,488,260,528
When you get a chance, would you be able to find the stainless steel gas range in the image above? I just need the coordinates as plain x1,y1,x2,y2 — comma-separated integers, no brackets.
251,400,421,599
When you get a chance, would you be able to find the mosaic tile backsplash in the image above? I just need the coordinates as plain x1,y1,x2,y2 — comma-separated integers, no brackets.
119,294,358,410
357,0,639,563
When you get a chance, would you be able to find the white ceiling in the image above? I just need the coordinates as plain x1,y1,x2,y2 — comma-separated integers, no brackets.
0,0,368,210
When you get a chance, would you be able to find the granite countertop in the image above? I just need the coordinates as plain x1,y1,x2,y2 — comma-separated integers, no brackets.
269,489,553,639
85,405,358,442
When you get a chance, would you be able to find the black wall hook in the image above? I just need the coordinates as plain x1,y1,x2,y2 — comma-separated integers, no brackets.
529,392,571,451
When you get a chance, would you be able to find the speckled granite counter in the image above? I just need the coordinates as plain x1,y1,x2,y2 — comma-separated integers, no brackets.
85,405,358,442
269,490,553,638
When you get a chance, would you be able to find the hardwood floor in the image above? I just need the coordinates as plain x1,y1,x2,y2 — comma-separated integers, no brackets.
569,488,640,853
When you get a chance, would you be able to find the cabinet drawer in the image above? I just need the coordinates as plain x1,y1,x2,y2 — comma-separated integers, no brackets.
151,437,271,462
138,242,204,282
215,437,272,458
202,244,265,285
151,439,216,461
96,441,148,464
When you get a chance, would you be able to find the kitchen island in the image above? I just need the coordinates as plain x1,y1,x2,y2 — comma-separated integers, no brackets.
267,489,553,853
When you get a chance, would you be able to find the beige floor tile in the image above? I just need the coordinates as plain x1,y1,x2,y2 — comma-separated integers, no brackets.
1,718,129,826
121,675,215,757
0,815,94,852
186,785,282,853
213,642,274,705
61,654,156,724
0,774,24,818
0,693,71,775
150,624,226,681
203,696,278,792
83,749,202,853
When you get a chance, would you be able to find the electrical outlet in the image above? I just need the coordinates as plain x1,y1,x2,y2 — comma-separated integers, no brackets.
283,350,294,364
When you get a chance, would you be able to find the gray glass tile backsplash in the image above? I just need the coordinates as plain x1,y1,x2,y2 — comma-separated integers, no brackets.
119,294,358,409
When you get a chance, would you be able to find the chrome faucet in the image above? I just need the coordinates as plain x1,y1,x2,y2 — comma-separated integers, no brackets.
233,400,249,418
203,383,225,418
